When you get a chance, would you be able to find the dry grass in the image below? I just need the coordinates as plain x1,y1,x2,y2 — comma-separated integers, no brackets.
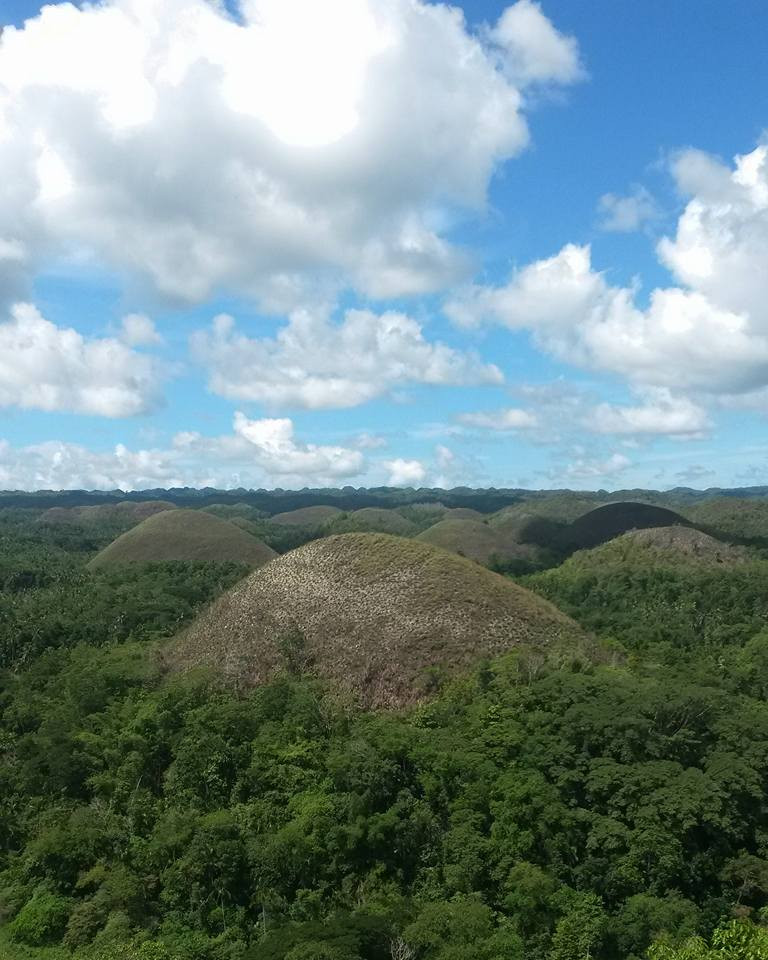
416,518,536,566
167,532,588,708
621,525,747,564
87,509,276,569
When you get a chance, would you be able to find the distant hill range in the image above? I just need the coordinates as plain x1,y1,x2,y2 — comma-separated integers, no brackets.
4,484,768,513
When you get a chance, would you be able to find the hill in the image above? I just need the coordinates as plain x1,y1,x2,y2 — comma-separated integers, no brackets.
169,533,588,708
269,505,343,527
621,525,747,564
416,518,538,568
40,500,176,525
88,509,276,570
489,496,600,549
564,501,689,550
324,507,417,536
682,497,768,546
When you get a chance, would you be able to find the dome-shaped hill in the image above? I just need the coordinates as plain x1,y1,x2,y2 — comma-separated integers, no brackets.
88,509,276,570
621,526,746,564
565,501,689,551
682,498,768,544
40,500,176,525
270,505,343,527
490,497,600,548
416,519,537,567
442,507,484,521
168,533,587,709
325,507,417,537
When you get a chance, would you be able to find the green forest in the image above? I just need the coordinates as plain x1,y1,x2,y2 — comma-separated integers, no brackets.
1,496,768,960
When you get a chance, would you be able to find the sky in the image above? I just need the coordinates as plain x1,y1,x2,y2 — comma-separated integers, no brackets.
1,0,768,491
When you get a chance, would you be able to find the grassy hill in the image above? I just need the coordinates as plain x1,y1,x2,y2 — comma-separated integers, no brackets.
525,528,768,651
40,499,176,525
563,501,689,550
622,525,747,564
488,495,600,550
269,505,343,527
324,507,418,537
88,509,276,570
169,533,588,708
682,497,768,547
415,518,539,569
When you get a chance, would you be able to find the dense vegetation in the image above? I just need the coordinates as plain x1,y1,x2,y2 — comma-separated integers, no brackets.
0,497,767,959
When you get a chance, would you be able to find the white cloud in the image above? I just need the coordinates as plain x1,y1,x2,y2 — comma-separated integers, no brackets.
489,0,584,87
0,302,164,416
560,451,631,481
120,313,163,346
598,185,659,232
445,144,768,411
458,406,538,430
0,412,365,490
589,389,711,439
0,0,582,306
191,308,502,409
383,457,427,487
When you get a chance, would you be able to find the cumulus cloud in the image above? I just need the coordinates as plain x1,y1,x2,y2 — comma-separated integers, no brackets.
191,308,502,409
0,302,164,416
489,0,584,87
446,144,768,418
120,313,163,346
383,458,427,487
0,0,582,306
458,406,538,430
598,185,660,232
0,412,365,490
589,389,711,439
559,451,631,482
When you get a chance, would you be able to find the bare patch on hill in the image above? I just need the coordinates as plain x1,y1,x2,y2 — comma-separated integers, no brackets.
167,533,589,709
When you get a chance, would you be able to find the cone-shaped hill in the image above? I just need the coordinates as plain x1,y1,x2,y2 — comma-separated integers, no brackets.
489,497,600,548
324,507,417,536
269,505,343,527
416,519,538,567
564,501,689,551
620,526,747,565
41,500,176,525
88,509,276,570
168,533,588,708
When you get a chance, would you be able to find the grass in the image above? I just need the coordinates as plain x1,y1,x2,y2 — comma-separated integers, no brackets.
682,497,768,547
168,533,590,709
269,505,343,526
87,509,276,570
416,518,536,567
324,507,418,536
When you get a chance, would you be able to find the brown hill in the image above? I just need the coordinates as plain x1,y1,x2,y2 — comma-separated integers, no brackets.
87,509,276,570
416,519,537,567
621,525,747,564
168,533,588,708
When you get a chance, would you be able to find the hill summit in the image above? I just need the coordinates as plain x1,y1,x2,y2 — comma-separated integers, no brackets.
169,533,588,708
564,501,689,550
88,509,276,570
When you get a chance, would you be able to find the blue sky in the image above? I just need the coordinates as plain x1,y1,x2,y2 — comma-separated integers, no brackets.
1,0,768,490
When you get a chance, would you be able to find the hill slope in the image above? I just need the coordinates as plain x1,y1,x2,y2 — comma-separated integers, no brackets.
682,497,768,545
170,533,587,708
269,505,343,527
622,525,747,564
325,507,417,536
88,509,276,569
564,501,689,550
416,518,537,567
